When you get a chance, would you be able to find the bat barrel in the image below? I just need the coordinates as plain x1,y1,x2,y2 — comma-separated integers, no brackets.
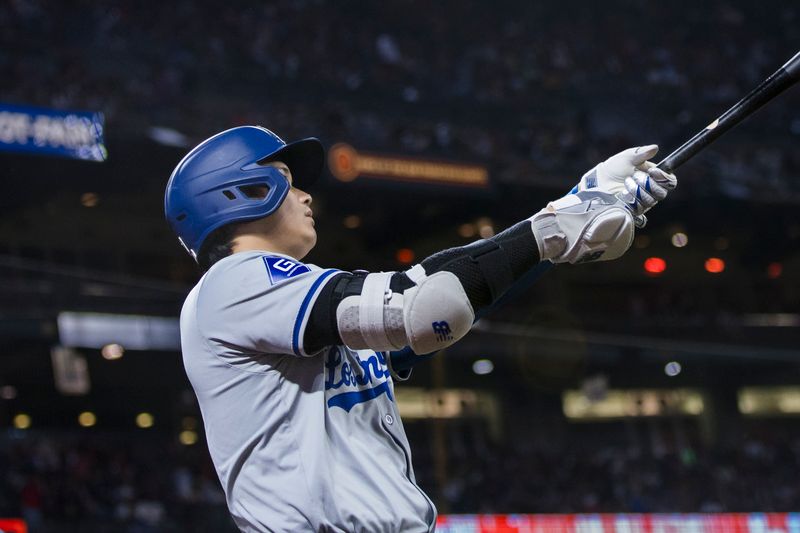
658,50,800,173
784,50,800,79
478,51,799,320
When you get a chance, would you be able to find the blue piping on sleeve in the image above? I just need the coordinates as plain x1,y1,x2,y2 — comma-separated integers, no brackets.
292,269,340,356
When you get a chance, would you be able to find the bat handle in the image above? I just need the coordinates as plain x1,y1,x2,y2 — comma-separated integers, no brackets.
656,142,692,174
656,159,675,174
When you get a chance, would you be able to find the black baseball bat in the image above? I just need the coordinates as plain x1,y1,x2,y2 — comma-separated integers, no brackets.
657,50,800,173
476,50,800,321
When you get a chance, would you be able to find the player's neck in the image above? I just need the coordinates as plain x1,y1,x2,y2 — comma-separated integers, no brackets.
231,234,302,260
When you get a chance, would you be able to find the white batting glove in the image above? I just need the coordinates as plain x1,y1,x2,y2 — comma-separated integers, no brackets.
572,145,677,227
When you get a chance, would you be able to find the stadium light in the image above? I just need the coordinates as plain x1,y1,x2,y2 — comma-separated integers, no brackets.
101,343,125,360
477,218,494,238
13,413,31,429
136,412,154,429
664,362,682,377
472,359,494,375
78,411,97,427
179,430,198,446
767,262,783,279
644,257,667,275
705,257,725,273
396,248,415,264
80,192,99,207
671,232,688,247
458,223,477,238
342,215,361,229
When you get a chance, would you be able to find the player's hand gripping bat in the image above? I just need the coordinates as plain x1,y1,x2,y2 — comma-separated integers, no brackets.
390,51,800,370
480,49,800,320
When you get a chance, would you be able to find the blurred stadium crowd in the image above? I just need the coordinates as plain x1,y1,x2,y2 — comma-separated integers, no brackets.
2,0,799,197
1,422,798,531
0,434,230,532
1,0,799,531
427,421,800,514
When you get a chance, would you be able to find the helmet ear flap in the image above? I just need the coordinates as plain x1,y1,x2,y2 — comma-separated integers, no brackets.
189,166,291,257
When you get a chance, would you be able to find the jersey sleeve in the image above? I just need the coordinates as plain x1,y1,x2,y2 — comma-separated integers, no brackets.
195,253,340,358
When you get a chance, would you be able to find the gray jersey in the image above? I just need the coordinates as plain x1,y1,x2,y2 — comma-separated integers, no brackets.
180,251,436,532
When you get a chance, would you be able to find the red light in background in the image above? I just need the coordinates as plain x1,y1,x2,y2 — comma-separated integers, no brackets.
705,257,725,274
396,248,415,264
767,262,783,279
644,257,666,275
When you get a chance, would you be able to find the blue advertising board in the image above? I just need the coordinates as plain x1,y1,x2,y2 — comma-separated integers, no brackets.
0,102,106,161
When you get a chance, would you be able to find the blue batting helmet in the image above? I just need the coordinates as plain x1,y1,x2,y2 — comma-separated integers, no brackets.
164,126,324,259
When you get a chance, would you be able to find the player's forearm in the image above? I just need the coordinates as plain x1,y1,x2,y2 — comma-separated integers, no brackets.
390,221,541,311
304,220,542,355
306,189,638,356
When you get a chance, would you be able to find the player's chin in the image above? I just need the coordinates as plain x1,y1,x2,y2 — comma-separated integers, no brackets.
299,229,317,257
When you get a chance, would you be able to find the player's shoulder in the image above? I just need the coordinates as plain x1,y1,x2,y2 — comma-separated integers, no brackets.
198,251,324,296
192,251,338,328
211,250,317,272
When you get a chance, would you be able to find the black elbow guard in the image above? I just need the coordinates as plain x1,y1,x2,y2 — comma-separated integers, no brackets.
303,271,364,354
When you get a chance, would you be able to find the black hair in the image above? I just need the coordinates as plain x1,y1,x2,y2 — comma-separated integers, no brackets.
196,223,240,272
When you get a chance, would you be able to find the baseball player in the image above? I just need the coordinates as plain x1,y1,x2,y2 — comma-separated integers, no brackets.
164,126,676,532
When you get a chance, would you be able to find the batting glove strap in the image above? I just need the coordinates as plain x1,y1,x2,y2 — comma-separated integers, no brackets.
616,167,677,217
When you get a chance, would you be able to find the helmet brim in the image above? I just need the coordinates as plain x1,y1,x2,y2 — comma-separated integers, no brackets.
258,137,324,190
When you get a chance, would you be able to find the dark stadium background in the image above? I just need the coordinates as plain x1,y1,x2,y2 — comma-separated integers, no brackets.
0,1,798,531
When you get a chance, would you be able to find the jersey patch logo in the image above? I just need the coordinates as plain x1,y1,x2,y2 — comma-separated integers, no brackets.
325,348,393,412
263,256,311,285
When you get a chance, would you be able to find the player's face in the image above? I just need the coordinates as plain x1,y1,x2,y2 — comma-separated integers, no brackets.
260,161,317,259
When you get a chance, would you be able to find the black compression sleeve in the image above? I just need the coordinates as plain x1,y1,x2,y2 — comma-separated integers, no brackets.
303,221,541,353
303,273,344,354
419,220,540,309
303,272,362,354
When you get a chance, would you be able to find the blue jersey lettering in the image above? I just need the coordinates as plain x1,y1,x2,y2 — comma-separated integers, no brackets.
325,348,392,412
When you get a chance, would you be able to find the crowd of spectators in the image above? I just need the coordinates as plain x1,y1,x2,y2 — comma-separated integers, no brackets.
425,419,800,514
577,278,800,332
1,3,798,529
2,0,799,199
0,432,234,532
1,420,798,531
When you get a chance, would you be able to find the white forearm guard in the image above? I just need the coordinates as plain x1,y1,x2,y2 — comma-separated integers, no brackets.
530,190,635,264
335,266,475,354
